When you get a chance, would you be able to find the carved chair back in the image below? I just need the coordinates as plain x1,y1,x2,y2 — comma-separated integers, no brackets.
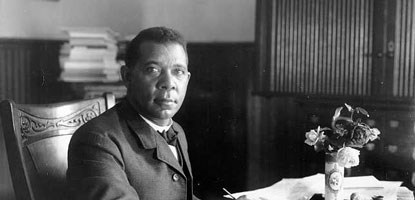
0,93,115,200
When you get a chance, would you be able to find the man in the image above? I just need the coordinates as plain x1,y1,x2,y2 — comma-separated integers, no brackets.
67,27,199,200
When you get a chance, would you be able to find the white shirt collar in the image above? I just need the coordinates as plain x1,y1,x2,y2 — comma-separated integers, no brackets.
138,114,172,133
139,115,178,159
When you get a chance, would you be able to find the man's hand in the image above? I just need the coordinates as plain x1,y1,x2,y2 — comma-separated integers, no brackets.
236,195,250,200
236,195,269,200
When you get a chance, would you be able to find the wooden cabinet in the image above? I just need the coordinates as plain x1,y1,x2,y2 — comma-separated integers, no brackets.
249,0,415,190
255,0,415,99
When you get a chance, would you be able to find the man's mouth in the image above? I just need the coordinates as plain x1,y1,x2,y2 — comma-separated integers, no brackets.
154,98,176,107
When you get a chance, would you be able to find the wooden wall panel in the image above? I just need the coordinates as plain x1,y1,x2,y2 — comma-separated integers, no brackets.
256,0,374,96
0,39,66,104
394,0,415,97
0,42,33,103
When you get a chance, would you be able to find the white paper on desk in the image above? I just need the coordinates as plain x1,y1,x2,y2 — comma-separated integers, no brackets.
225,174,404,200
342,180,402,200
343,175,384,189
225,174,324,200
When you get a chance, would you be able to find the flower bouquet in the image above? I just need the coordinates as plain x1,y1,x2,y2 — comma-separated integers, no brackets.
304,103,381,200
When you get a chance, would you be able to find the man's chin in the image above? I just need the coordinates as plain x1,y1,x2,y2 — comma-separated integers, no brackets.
156,110,177,119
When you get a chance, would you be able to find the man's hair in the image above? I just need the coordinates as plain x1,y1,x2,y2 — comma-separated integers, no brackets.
124,27,187,68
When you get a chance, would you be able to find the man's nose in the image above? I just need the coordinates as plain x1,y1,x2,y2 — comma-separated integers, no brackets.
157,72,176,90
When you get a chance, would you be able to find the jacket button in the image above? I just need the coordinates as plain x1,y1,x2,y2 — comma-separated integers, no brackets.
172,173,179,181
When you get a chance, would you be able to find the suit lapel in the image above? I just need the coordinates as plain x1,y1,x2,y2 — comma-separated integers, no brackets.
155,135,185,176
176,134,193,178
120,101,186,177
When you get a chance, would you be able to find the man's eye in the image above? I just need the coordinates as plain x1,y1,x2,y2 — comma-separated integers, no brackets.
173,68,188,76
144,67,160,74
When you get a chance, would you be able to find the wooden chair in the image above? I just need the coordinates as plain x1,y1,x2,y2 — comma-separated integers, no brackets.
0,93,116,200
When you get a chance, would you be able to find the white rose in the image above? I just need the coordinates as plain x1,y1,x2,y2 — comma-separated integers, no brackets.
336,147,360,168
305,126,325,146
368,128,380,141
305,129,320,146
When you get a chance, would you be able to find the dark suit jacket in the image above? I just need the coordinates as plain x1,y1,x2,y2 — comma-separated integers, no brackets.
67,100,199,200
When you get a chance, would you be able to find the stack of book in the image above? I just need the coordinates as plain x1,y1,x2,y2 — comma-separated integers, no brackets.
59,27,122,82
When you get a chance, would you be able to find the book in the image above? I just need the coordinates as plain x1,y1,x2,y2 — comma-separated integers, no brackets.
60,77,120,83
81,83,127,99
69,37,117,46
60,59,121,70
61,27,119,41
59,55,120,66
61,67,119,75
60,44,117,60
82,84,126,92
59,73,121,82
84,91,126,99
68,38,117,50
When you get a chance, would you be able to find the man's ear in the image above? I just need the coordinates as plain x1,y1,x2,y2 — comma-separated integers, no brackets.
120,65,130,84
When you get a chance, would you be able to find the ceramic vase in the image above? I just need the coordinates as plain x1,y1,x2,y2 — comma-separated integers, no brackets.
325,152,345,200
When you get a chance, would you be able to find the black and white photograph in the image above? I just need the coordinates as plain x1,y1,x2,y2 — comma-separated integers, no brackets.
0,0,414,200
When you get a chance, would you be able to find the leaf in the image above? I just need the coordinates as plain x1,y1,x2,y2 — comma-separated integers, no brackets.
320,127,331,131
355,107,369,117
344,103,353,112
333,107,343,120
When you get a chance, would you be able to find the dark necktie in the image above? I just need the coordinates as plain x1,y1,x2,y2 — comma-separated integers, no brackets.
158,129,183,166
158,129,178,146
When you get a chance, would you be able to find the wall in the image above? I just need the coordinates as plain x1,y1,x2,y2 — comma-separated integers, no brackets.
0,0,255,42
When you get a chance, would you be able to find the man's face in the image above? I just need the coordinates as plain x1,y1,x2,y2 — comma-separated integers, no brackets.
124,41,190,126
